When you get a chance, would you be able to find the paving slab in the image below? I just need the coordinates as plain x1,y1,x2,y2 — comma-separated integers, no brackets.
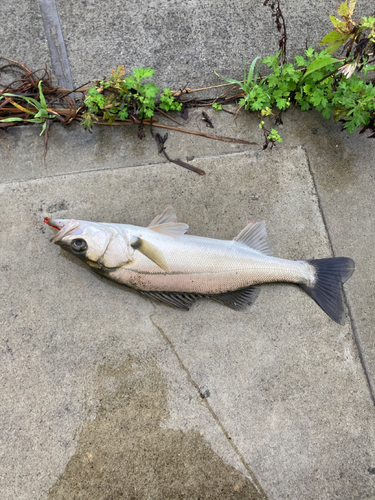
2,109,375,400
54,0,374,91
279,108,375,399
1,149,375,499
0,107,259,183
2,1,374,92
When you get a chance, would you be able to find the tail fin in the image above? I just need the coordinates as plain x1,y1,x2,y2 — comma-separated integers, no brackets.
300,257,355,325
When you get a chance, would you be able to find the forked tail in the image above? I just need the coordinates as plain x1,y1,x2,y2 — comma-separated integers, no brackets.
300,257,355,325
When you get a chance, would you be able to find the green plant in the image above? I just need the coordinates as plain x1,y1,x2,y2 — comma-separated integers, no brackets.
268,128,283,143
212,102,222,111
82,66,182,130
259,120,282,146
212,0,375,141
215,55,270,113
0,80,56,134
159,88,183,112
318,0,375,55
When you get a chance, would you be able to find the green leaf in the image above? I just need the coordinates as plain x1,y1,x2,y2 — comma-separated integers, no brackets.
276,97,287,109
324,38,350,54
329,14,347,30
40,121,47,136
302,57,341,80
88,87,100,96
34,108,50,119
246,56,261,85
214,72,243,88
348,0,357,15
0,117,44,123
38,80,47,110
144,82,160,98
133,67,154,81
305,47,315,59
3,93,40,112
0,117,27,122
300,101,311,111
319,30,344,44
125,76,137,89
337,1,349,17
118,109,128,120
143,108,154,118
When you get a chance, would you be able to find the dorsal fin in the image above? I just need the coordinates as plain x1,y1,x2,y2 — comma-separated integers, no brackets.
148,206,188,237
148,206,177,227
233,221,272,256
149,222,189,237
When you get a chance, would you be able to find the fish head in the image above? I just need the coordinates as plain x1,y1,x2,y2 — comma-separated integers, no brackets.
45,217,134,269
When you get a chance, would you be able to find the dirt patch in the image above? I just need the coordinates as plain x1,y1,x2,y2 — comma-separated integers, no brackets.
48,357,264,500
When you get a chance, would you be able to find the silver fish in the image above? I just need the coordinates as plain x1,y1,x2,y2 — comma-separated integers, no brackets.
45,206,355,324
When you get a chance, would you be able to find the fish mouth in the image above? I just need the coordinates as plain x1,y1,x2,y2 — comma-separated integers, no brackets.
44,217,63,231
44,217,82,243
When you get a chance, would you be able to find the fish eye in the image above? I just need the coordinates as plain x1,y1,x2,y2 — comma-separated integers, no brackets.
71,238,88,254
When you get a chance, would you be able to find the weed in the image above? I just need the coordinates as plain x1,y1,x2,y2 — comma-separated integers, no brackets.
82,66,182,130
214,1,375,142
0,80,56,134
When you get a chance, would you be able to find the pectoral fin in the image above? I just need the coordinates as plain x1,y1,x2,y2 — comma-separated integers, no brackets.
131,237,169,271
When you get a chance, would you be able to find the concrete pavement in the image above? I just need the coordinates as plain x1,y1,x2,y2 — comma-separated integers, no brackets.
1,1,375,499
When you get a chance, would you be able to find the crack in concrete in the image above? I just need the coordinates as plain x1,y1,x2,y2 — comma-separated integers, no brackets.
38,0,74,89
148,305,268,500
303,146,375,406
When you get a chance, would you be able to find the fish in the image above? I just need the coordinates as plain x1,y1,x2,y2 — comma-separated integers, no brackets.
45,206,355,324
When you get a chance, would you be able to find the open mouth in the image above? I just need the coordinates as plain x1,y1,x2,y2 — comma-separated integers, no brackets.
44,217,61,231
45,217,82,243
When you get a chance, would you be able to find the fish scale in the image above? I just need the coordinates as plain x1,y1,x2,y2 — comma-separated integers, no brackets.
109,232,312,295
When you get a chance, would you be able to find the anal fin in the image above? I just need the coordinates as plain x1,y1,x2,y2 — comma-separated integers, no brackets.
139,291,202,310
139,286,261,312
209,285,260,311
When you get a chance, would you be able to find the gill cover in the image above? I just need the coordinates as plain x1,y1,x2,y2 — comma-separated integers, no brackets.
99,232,134,269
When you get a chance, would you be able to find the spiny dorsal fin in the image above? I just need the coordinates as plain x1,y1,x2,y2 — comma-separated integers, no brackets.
148,206,177,227
234,221,272,256
149,222,189,237
148,206,188,237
